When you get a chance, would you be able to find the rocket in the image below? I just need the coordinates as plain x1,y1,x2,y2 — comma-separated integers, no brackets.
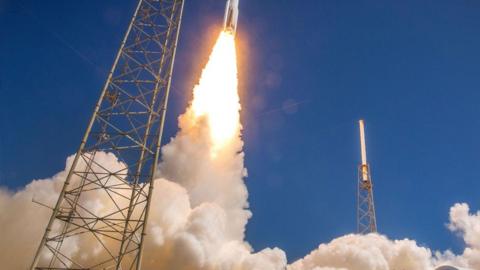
223,0,239,35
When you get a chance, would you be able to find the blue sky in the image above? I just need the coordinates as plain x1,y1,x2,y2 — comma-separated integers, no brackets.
1,0,480,262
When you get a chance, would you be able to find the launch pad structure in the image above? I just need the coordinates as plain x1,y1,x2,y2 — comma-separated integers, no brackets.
29,0,185,269
357,120,378,234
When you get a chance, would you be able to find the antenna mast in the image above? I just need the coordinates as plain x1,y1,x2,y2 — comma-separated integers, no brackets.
357,119,378,234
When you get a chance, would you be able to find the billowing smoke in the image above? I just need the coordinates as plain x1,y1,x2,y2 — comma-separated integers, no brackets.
287,203,480,270
0,31,480,270
432,203,480,269
289,234,434,270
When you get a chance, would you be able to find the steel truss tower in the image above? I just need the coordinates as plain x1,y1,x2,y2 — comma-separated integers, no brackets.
30,1,184,269
357,119,378,234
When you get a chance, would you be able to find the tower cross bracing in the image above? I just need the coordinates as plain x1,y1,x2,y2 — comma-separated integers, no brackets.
30,1,185,269
357,119,378,234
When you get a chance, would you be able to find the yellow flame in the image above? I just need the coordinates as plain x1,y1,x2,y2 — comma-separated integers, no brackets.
191,31,240,153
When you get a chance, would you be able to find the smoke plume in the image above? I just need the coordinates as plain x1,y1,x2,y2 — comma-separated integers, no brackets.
432,203,480,269
289,234,434,270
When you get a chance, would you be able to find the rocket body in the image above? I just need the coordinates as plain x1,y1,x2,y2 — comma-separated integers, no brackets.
224,0,239,35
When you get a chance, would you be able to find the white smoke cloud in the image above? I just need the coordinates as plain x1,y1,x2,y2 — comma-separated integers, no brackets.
143,102,288,269
288,203,480,270
432,203,480,270
288,234,434,270
448,203,480,250
0,152,130,269
0,105,286,269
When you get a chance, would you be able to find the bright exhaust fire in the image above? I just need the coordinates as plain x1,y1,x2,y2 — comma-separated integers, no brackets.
191,31,240,154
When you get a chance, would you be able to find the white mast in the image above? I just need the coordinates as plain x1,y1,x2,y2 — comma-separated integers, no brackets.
359,119,369,181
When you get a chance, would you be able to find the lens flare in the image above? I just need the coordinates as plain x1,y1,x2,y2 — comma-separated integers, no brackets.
191,31,240,153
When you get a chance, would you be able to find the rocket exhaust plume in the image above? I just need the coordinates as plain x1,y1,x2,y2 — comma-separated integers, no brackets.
191,31,240,154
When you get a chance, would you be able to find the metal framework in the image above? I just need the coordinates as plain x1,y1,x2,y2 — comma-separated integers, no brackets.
357,120,377,234
30,0,184,269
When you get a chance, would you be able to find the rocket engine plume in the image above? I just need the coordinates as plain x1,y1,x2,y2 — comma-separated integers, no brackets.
191,31,240,154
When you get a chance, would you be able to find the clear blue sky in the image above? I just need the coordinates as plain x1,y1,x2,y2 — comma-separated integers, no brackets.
1,0,480,262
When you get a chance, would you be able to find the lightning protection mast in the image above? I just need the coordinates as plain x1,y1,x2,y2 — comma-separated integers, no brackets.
30,0,184,269
357,119,378,234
